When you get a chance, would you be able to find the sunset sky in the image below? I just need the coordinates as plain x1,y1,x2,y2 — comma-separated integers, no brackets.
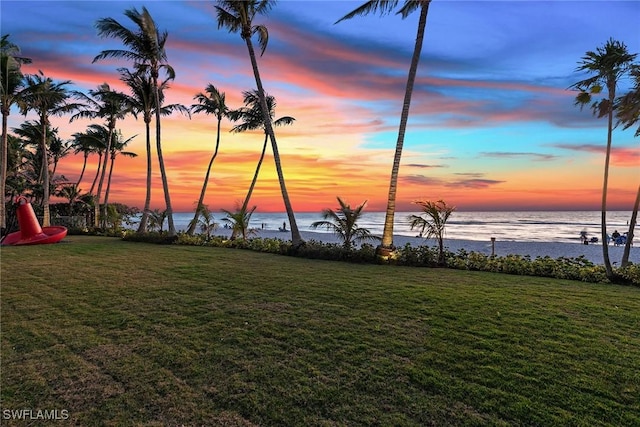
2,0,639,213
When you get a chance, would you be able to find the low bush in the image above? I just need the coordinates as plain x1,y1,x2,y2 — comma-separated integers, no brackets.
122,232,639,286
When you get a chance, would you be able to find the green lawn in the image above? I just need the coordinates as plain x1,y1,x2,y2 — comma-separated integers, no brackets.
1,236,639,426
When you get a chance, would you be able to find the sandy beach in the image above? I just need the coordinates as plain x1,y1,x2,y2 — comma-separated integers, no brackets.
217,228,639,266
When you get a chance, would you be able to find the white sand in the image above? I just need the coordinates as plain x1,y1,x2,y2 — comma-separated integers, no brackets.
217,228,638,266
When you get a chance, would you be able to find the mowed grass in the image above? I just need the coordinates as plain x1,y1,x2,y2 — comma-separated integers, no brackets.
1,236,639,426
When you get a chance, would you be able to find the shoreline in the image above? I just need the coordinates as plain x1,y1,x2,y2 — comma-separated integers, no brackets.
207,228,638,266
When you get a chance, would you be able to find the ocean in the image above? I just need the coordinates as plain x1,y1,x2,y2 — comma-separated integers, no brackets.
165,211,636,245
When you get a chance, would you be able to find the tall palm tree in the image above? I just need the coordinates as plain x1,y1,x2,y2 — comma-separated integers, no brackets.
71,83,131,227
11,120,53,203
215,0,303,247
337,1,431,258
616,64,640,267
94,6,179,236
570,38,636,278
408,199,455,265
81,124,110,196
311,197,380,250
1,34,31,230
119,67,187,233
103,130,137,219
18,71,81,226
186,84,231,236
229,89,295,214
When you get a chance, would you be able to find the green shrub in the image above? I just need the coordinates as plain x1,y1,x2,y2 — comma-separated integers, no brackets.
120,232,639,286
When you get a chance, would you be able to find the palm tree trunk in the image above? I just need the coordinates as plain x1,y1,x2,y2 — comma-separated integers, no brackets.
244,37,303,247
153,79,176,236
1,107,8,230
621,183,639,267
89,152,102,195
94,124,114,227
76,152,89,188
52,157,59,179
40,115,51,226
187,117,221,236
379,3,430,253
103,153,116,219
601,96,615,278
137,120,152,233
241,133,268,213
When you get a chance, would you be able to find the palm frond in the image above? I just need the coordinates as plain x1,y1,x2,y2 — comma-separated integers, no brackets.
335,1,399,24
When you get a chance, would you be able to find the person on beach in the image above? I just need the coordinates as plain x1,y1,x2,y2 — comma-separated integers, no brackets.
279,221,287,232
580,230,588,244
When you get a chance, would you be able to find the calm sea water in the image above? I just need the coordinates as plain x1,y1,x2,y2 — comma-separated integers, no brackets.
165,211,636,245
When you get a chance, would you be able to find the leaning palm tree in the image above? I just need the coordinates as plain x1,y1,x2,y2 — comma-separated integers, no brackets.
229,89,295,214
408,199,455,266
215,0,303,247
311,197,380,250
94,7,179,236
70,83,131,227
186,84,232,236
336,1,432,258
1,34,31,230
569,38,637,279
616,65,640,267
119,67,187,233
18,71,81,226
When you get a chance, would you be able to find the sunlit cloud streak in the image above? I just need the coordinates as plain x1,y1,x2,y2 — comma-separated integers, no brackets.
3,0,639,212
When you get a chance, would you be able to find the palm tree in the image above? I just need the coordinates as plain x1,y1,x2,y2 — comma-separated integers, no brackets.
118,67,187,233
408,199,455,265
57,183,82,216
1,34,31,230
617,65,640,137
48,131,71,179
189,204,219,239
147,208,167,233
103,130,137,220
81,124,110,196
616,64,640,267
94,6,179,236
71,83,131,227
186,84,232,236
18,71,81,226
215,0,303,247
71,125,104,189
337,1,432,258
310,197,380,250
11,120,52,204
570,38,637,278
221,203,257,240
229,89,295,214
